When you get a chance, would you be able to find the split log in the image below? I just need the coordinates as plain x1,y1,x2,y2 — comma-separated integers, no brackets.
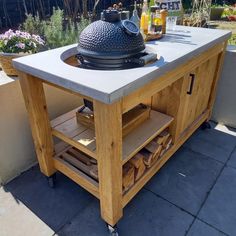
139,149,155,168
62,153,98,180
129,153,146,181
154,130,170,145
123,163,135,192
145,141,162,158
163,136,172,150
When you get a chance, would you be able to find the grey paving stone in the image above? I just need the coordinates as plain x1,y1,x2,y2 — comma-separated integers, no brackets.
58,189,194,236
193,122,236,152
5,165,93,232
184,134,233,163
187,219,225,236
198,166,236,236
145,147,223,215
227,148,236,169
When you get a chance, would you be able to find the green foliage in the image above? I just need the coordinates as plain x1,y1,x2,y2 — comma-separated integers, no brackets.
228,34,236,45
22,8,90,50
22,13,46,36
222,7,236,17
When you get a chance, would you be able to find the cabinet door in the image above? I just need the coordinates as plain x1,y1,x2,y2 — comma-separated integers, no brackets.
179,55,218,133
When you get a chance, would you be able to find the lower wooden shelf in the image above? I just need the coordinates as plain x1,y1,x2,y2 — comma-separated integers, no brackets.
53,145,99,199
51,108,173,164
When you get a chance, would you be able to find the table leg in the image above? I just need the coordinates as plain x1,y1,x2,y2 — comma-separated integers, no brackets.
94,100,123,226
19,72,56,177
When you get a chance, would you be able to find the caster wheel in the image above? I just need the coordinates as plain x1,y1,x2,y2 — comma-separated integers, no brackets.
46,173,56,188
201,122,211,130
107,224,119,236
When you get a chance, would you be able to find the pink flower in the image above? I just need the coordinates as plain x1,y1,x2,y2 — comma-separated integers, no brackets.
15,43,25,49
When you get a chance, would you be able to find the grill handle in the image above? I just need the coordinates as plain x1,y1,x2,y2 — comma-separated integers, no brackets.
126,53,157,66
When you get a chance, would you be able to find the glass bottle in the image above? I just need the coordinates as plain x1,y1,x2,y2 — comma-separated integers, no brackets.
140,0,149,35
153,8,162,33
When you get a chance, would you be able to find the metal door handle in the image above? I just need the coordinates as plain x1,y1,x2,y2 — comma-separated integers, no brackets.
187,73,195,95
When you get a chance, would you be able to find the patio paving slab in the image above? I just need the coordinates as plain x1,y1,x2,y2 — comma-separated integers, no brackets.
193,123,236,151
4,165,94,232
184,136,232,163
0,187,54,236
57,189,194,236
227,148,236,169
145,147,223,215
184,126,235,163
198,166,236,236
187,219,226,236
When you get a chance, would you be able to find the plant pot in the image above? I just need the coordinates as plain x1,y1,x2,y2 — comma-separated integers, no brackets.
0,53,28,76
210,7,224,20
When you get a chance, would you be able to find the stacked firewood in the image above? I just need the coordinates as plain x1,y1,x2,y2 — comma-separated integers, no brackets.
60,129,172,193
122,129,172,192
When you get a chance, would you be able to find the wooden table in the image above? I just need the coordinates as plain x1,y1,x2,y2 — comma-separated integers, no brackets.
14,26,230,234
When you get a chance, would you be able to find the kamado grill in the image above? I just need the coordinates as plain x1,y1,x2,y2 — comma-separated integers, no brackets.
77,10,157,70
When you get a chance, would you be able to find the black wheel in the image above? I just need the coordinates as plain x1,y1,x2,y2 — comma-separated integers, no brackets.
107,224,119,236
201,121,211,130
46,173,56,188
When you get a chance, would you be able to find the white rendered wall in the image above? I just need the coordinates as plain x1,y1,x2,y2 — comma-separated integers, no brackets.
0,78,81,184
212,46,236,128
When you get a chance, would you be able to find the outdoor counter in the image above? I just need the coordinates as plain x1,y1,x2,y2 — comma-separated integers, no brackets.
12,26,231,233
13,26,231,104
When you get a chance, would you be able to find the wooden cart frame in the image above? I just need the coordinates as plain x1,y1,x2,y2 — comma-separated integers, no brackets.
18,41,227,231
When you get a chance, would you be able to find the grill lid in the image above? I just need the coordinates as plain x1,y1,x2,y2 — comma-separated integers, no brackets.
77,10,145,60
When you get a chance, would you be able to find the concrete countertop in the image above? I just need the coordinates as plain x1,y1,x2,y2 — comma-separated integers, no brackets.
13,26,231,104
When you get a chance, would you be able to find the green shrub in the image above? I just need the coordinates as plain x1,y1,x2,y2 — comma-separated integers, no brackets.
22,8,90,50
22,13,46,36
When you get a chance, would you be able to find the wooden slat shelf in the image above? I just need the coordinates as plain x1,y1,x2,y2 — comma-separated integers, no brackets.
51,108,173,164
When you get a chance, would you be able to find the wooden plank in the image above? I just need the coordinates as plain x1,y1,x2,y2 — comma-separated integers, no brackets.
52,128,97,159
53,117,87,137
19,72,55,176
51,108,78,127
43,80,93,102
51,108,173,164
74,129,97,151
152,77,186,143
122,42,225,113
94,100,123,226
123,110,173,164
122,109,210,207
54,157,99,199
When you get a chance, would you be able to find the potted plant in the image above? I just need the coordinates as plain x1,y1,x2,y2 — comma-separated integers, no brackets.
210,4,225,20
0,29,44,76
